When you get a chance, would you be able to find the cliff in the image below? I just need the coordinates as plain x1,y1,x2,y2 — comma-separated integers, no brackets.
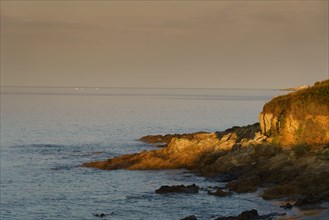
259,80,329,146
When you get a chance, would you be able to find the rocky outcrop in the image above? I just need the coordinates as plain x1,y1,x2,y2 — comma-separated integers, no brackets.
84,132,222,170
83,124,267,170
155,184,199,194
259,80,329,146
140,132,209,145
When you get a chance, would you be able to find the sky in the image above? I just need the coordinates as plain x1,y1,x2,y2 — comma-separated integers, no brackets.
1,0,328,89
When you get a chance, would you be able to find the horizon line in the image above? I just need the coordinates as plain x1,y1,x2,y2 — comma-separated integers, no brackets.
0,85,280,91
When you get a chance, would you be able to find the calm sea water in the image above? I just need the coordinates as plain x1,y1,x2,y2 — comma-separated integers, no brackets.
1,87,286,220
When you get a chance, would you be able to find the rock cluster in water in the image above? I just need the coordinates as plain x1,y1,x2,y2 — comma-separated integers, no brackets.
155,184,199,194
180,209,286,220
84,123,329,202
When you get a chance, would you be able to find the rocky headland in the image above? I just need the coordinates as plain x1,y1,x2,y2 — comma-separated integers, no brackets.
259,80,329,146
83,80,329,218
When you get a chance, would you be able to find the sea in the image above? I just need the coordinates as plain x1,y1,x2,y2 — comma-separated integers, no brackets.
1,86,302,220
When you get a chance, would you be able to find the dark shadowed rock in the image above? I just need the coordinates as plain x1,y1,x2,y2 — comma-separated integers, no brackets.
294,196,321,206
94,213,105,218
180,215,198,220
226,174,261,193
139,132,209,144
280,203,293,209
214,209,285,220
155,184,199,194
214,209,259,220
216,123,261,142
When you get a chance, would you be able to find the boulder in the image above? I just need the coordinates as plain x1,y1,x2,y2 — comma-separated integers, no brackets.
155,184,199,194
280,203,293,209
214,209,285,220
226,174,261,193
214,209,259,220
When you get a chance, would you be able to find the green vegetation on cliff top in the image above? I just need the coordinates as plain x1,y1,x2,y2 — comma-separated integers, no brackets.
263,79,329,113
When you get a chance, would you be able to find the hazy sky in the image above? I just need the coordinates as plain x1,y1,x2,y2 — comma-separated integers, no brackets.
1,0,328,89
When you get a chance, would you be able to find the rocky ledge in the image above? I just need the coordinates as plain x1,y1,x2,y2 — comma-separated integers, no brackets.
83,123,266,170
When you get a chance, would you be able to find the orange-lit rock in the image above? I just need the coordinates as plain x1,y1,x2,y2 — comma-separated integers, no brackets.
260,80,329,146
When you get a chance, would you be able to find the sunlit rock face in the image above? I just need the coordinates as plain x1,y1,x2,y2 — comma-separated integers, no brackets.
83,132,223,170
83,123,266,171
259,80,329,146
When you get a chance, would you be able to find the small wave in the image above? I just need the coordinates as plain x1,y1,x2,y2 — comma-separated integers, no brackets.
69,151,105,157
31,144,66,148
50,165,79,171
125,193,154,201
13,144,66,149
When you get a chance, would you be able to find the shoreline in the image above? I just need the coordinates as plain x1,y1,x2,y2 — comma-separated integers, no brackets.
83,80,329,219
83,125,329,219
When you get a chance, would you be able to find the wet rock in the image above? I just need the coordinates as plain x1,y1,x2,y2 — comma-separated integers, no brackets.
211,173,238,182
214,209,286,220
226,174,261,193
208,188,231,197
262,183,300,200
280,203,293,209
294,196,321,206
214,209,259,220
94,213,106,218
180,215,197,220
155,184,199,194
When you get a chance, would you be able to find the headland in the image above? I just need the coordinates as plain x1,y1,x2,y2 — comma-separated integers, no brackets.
83,79,329,219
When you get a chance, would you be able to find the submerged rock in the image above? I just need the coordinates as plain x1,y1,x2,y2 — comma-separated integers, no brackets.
155,184,199,194
214,209,259,220
207,188,231,197
214,209,285,220
280,203,293,209
93,213,108,218
180,215,198,220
